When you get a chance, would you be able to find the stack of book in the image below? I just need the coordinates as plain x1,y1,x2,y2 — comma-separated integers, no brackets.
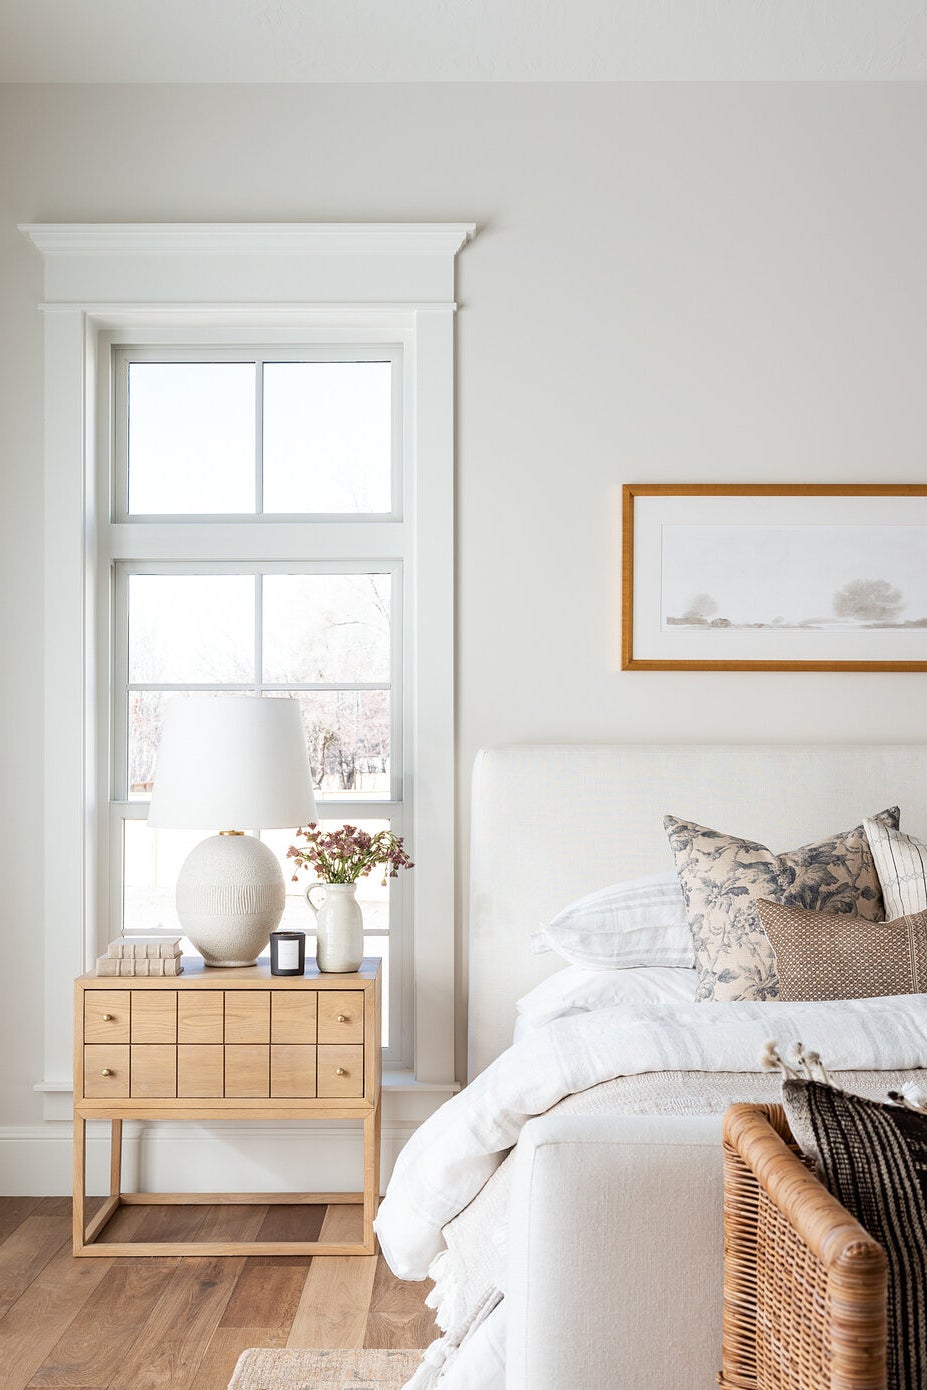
95,938,184,976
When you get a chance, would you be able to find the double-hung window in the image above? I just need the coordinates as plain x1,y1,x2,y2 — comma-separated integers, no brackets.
105,344,409,1065
27,222,469,1108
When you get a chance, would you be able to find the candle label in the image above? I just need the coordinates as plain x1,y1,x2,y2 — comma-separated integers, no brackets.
277,939,300,971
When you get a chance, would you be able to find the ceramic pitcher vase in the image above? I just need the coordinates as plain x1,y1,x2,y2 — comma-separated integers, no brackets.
306,881,364,973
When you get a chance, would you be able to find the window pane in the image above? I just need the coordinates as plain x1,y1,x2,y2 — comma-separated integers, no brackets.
129,575,254,683
287,691,391,798
127,363,255,514
262,362,392,513
123,820,199,934
263,573,391,684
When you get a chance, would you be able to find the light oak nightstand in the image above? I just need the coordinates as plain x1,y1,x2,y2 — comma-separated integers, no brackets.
73,956,381,1257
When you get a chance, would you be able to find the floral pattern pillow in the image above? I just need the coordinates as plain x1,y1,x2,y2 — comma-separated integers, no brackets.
663,808,899,1002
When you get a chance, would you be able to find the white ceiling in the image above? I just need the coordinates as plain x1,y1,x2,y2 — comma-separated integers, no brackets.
1,0,926,83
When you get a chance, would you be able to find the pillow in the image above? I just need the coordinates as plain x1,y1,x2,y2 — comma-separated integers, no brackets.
781,1075,927,1390
757,898,927,1001
530,873,693,971
514,964,698,1033
864,817,927,918
664,807,899,1003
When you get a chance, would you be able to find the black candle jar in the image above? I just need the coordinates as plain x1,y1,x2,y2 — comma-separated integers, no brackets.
269,930,306,976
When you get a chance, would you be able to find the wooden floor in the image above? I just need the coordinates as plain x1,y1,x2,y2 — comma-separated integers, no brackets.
0,1197,438,1390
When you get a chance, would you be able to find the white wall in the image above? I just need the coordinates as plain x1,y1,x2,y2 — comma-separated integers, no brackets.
1,82,926,1138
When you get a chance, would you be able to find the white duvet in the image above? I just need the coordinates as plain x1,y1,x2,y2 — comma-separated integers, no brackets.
375,993,927,1282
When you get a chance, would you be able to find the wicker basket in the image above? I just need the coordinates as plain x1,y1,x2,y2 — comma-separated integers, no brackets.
719,1103,887,1390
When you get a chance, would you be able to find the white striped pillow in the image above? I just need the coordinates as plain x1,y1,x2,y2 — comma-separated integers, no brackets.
864,818,927,918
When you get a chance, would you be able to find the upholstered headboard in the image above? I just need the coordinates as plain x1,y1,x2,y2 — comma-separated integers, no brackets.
467,743,927,1078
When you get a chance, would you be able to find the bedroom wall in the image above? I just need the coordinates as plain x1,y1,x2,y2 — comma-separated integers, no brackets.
1,81,925,1126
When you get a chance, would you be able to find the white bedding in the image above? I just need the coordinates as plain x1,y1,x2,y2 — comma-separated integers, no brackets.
375,993,927,1388
376,992,927,1279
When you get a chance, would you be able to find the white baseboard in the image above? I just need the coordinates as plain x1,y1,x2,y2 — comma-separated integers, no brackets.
0,1118,419,1197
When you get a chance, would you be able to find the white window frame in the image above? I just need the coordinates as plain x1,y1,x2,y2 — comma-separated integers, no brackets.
24,222,473,1113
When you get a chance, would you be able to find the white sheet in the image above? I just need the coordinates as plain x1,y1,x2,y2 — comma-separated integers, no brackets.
375,992,927,1280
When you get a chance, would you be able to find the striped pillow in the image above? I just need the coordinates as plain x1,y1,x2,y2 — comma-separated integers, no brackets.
782,1077,927,1390
865,818,927,918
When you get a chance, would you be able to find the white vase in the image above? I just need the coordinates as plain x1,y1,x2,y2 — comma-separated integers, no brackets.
306,882,364,973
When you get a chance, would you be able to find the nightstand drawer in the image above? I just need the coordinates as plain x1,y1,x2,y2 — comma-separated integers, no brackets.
225,991,271,1043
131,992,178,1043
178,1045,224,1098
84,1045,130,1098
318,992,364,1044
271,1045,317,1098
130,1045,177,1098
318,1044,364,1098
84,992,130,1043
225,1044,269,1097
271,991,318,1044
178,991,223,1043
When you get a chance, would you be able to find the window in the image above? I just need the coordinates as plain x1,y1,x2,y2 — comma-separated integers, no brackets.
27,221,469,1111
104,347,409,1062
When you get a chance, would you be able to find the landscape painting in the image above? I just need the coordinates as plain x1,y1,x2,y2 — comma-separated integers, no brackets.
662,525,927,633
621,484,927,670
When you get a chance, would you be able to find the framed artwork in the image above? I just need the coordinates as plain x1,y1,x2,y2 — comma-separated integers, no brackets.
622,484,927,672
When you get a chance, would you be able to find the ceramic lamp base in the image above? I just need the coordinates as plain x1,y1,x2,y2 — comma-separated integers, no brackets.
175,833,285,966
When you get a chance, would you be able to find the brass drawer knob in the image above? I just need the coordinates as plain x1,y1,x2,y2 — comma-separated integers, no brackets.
101,1068,113,1077
337,1014,347,1023
335,1067,347,1076
102,1014,114,1021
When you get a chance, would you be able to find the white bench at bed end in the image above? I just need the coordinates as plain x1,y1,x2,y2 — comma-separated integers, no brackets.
505,1112,725,1390
468,741,927,1079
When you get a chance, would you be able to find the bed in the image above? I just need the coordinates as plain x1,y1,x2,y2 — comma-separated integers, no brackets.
376,743,927,1389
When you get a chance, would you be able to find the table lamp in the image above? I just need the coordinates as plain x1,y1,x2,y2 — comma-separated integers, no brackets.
147,696,317,966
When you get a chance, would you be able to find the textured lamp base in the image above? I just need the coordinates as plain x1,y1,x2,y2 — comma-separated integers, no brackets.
176,834,285,966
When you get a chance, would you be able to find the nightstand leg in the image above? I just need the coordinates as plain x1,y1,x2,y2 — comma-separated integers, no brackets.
362,1102,381,1252
73,1114,86,1253
110,1119,123,1198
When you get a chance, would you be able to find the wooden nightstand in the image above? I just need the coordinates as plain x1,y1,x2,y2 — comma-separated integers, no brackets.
72,956,381,1258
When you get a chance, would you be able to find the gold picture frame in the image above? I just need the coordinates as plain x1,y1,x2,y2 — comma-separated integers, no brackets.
622,483,927,672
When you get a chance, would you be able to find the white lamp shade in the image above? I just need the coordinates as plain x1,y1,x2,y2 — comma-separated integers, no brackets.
147,696,317,830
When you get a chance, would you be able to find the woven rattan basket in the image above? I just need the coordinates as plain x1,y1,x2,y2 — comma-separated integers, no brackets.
719,1103,887,1390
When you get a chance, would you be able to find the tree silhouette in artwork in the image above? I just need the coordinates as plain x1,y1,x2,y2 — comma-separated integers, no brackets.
682,593,719,623
833,578,904,624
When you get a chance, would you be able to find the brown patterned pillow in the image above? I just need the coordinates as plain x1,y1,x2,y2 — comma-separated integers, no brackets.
758,898,927,1000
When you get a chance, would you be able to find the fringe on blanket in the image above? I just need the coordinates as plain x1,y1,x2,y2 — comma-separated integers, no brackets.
402,1288,504,1389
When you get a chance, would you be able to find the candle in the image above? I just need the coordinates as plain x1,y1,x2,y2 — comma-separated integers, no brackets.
270,931,305,976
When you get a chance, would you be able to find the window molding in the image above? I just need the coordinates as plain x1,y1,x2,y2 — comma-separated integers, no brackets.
24,223,473,1111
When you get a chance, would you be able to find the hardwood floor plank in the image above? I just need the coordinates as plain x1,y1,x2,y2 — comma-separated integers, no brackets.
0,1198,42,1245
364,1256,438,1350
105,1207,259,1390
0,1215,72,1319
254,1204,326,1242
191,1326,288,1390
27,1211,174,1389
0,1241,116,1390
105,1256,244,1390
286,1206,377,1349
219,1260,306,1329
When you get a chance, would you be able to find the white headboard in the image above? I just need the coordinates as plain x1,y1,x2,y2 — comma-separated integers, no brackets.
468,743,927,1078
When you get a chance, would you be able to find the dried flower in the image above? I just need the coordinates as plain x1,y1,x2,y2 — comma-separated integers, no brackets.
286,824,414,886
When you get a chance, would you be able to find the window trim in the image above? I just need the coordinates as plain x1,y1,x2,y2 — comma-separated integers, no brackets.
24,222,473,1111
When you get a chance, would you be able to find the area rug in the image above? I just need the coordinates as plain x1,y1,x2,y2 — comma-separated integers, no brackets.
228,1347,423,1389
